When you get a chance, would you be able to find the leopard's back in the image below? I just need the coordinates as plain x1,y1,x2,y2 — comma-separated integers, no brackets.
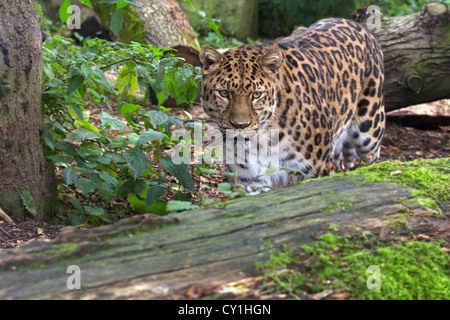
275,18,385,175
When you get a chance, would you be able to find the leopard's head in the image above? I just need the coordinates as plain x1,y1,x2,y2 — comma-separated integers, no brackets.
199,46,283,134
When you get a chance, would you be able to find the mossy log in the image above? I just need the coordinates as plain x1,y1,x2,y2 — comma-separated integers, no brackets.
90,0,200,50
0,173,445,300
352,2,450,112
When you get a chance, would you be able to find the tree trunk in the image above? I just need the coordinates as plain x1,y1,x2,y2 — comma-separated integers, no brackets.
0,172,445,299
352,2,450,112
91,0,200,51
177,0,259,41
0,0,56,220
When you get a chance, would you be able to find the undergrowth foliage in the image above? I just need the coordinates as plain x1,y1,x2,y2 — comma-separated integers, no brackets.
41,37,203,224
35,0,243,225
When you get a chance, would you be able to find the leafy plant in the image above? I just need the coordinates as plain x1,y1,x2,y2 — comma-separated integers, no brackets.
183,0,223,46
41,36,202,224
198,32,244,49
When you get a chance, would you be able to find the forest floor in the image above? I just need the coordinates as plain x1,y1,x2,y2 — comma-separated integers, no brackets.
1,100,449,252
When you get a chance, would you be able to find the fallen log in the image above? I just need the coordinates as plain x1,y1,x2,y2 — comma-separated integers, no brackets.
0,167,447,300
352,2,450,111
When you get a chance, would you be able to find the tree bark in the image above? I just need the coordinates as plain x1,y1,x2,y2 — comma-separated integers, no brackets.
1,173,446,299
0,0,56,219
352,2,450,112
177,0,259,41
91,0,200,51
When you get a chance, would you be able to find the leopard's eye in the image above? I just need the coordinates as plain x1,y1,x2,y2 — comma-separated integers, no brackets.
218,90,230,98
252,91,263,100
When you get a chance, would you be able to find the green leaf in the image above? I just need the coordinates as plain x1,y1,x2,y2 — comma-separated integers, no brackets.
155,58,179,91
146,110,169,127
136,130,166,147
104,151,125,163
42,63,55,80
197,166,221,174
187,85,199,105
59,0,72,23
145,185,166,207
108,137,128,149
71,214,84,226
98,171,119,186
169,116,185,128
70,198,83,211
133,178,147,194
66,128,102,142
70,104,84,121
120,103,141,116
68,74,85,93
160,155,195,192
84,205,105,216
218,183,232,194
121,0,141,7
62,166,78,185
127,193,145,213
19,190,37,216
116,65,139,96
81,64,91,78
167,200,199,212
47,155,74,164
280,167,305,175
110,9,124,35
99,0,142,7
116,0,129,9
74,178,98,193
126,132,140,145
146,200,168,215
93,155,111,165
79,0,92,7
98,111,128,131
264,164,279,176
58,142,79,156
123,148,150,179
78,143,103,158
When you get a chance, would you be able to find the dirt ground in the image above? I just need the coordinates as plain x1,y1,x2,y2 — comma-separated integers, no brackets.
1,101,449,251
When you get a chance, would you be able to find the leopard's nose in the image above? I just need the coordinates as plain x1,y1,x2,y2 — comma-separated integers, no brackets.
230,121,251,129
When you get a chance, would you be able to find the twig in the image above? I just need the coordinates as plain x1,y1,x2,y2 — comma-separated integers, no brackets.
0,207,14,226
0,226,14,239
100,56,145,71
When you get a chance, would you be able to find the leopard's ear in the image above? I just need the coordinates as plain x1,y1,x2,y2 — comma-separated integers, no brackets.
259,50,283,74
199,46,222,73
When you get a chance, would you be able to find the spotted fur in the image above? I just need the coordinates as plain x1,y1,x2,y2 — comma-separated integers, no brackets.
199,18,385,193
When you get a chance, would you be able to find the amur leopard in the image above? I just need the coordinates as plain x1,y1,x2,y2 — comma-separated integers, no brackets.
199,18,385,193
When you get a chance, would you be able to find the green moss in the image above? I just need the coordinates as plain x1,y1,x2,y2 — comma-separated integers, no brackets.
256,233,450,299
328,223,340,231
35,243,80,256
225,212,240,217
101,223,173,242
331,158,450,211
121,7,146,44
323,202,353,215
